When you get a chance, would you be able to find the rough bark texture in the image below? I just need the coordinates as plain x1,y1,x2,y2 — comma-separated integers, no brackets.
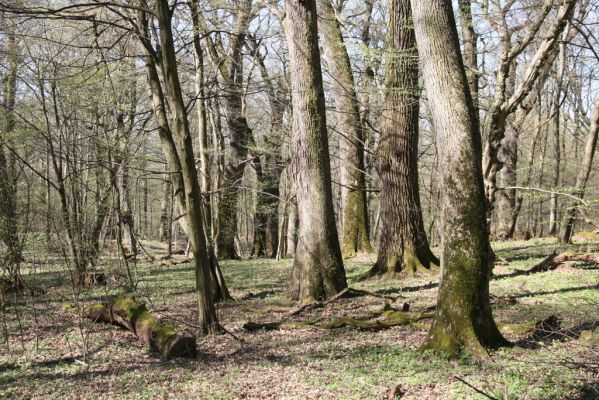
563,91,599,242
411,0,507,358
283,0,347,304
83,296,196,359
370,0,437,278
317,0,372,258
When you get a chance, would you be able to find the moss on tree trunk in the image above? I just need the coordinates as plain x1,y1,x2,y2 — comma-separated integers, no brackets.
84,296,196,359
283,0,347,304
411,0,508,359
368,0,437,279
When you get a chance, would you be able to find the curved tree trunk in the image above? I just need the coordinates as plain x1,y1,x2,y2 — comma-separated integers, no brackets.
317,0,372,258
368,0,437,278
411,0,507,358
283,0,347,304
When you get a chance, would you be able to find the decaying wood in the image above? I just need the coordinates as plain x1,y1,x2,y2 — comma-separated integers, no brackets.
529,251,599,273
82,296,196,359
243,310,433,332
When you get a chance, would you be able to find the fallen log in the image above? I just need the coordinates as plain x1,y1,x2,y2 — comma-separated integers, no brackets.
529,251,599,273
83,296,196,359
243,310,433,332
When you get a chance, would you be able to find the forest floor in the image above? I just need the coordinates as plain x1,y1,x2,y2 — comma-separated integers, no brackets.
0,237,598,399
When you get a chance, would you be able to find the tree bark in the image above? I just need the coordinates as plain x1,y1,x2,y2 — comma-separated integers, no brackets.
562,90,599,242
368,0,437,278
282,0,347,303
317,0,372,258
411,0,507,358
136,1,219,334
0,26,23,290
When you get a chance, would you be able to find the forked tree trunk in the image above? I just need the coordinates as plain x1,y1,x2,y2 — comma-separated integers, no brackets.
282,0,347,303
411,0,507,358
137,1,219,334
317,0,372,258
369,0,437,278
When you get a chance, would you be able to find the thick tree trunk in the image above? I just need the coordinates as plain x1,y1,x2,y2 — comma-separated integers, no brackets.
368,0,437,278
411,0,507,358
317,0,372,258
563,91,599,242
282,0,347,303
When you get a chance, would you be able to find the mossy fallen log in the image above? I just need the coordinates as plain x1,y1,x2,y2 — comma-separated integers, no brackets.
243,311,434,332
83,296,196,359
529,251,599,273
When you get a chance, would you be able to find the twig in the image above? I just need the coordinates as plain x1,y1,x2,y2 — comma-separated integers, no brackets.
453,375,499,400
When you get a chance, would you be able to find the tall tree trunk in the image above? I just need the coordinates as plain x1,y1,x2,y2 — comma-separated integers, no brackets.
367,0,437,278
458,0,478,112
282,0,347,303
136,2,219,334
317,0,372,258
248,36,286,258
548,40,566,235
0,27,23,289
563,91,599,242
411,0,507,358
198,0,254,260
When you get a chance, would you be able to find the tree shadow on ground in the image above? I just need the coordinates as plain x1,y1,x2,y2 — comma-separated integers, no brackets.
516,318,599,349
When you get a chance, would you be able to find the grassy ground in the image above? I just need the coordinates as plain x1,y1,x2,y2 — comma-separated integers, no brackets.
0,238,598,399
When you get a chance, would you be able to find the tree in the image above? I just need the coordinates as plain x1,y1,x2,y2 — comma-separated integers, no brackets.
481,0,577,216
278,0,347,303
135,0,219,334
317,0,372,258
0,20,23,290
563,90,599,242
199,0,257,259
411,0,507,357
365,0,438,279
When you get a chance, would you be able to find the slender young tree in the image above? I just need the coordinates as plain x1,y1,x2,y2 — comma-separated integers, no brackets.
280,0,347,303
364,0,437,279
563,91,599,242
0,23,23,290
411,0,507,358
135,1,219,334
317,0,372,258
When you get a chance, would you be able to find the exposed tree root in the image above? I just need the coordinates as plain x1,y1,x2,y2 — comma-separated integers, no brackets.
81,296,196,359
529,251,599,273
243,310,433,332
